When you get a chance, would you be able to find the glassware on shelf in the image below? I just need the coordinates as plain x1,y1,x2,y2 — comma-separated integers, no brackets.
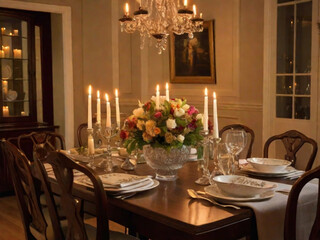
225,129,247,174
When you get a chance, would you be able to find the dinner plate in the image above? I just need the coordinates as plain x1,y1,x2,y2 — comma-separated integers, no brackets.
2,64,12,79
240,164,297,177
204,184,274,202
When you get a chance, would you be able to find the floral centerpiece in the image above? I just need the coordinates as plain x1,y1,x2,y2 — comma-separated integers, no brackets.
120,96,204,181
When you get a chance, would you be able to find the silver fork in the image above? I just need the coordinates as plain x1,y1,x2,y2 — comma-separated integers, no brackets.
187,189,240,210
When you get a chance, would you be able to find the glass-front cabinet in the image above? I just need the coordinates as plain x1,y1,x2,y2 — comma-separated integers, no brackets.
0,14,34,121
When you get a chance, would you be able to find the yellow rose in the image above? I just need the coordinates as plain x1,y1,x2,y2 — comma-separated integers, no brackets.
145,120,157,137
165,132,175,144
137,120,145,130
143,132,153,142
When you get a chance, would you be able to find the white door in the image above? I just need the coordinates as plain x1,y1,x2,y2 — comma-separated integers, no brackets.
263,0,319,169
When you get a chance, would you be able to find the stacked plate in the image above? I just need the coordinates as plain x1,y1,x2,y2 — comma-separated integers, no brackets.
240,158,304,179
78,173,159,195
204,175,277,202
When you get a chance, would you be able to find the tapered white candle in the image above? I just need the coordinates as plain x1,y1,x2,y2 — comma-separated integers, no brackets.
203,88,208,131
106,93,111,128
184,0,188,7
156,84,160,110
213,92,219,138
193,4,197,18
115,89,120,128
165,83,170,101
88,85,92,129
97,90,101,124
125,3,129,16
88,133,95,155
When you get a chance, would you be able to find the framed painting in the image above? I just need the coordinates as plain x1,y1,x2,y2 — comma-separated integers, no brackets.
170,20,216,84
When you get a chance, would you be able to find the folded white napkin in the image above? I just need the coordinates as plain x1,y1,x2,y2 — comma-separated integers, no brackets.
44,163,84,178
235,182,318,240
99,173,152,188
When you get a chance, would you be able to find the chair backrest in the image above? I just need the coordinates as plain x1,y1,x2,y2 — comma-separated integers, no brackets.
17,131,65,162
284,166,320,240
219,124,255,158
0,139,53,239
77,123,88,147
46,151,110,240
263,130,318,171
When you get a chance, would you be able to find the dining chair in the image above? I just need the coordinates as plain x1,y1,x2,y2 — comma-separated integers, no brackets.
45,151,138,240
219,124,255,158
284,165,320,240
0,139,63,240
17,131,65,162
263,130,318,171
77,118,97,147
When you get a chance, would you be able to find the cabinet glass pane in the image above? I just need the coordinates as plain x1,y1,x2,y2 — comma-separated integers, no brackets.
295,76,310,95
276,76,293,94
1,16,29,117
278,0,293,3
277,5,294,73
295,2,312,73
294,97,310,119
276,96,292,118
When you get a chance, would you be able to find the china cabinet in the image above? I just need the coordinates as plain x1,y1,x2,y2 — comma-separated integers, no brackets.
0,8,56,194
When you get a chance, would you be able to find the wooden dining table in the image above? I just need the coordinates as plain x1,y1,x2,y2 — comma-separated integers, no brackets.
51,161,260,240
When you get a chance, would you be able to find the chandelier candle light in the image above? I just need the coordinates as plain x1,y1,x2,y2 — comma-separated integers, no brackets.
119,0,204,54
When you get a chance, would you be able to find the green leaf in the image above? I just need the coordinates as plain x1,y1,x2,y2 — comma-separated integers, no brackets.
176,117,187,127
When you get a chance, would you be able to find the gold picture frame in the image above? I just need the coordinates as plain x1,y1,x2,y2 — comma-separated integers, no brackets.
170,20,216,84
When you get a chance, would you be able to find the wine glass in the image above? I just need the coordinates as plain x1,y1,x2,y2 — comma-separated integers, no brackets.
216,143,233,175
225,129,247,174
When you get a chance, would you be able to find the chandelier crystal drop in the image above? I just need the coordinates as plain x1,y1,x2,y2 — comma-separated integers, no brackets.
119,0,204,54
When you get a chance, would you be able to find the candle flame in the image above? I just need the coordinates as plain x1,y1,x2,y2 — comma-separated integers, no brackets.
184,0,187,7
88,85,92,95
105,93,109,102
156,84,159,92
166,83,169,90
205,88,208,96
200,13,203,19
97,90,100,98
115,88,118,97
125,3,129,15
193,4,196,17
213,92,216,99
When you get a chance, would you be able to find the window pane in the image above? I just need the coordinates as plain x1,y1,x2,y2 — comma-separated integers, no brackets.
276,96,292,118
276,76,293,94
295,2,312,73
277,5,294,73
278,0,293,3
294,97,310,119
295,76,310,95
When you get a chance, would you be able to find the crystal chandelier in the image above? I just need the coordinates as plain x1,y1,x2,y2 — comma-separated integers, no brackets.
119,0,204,54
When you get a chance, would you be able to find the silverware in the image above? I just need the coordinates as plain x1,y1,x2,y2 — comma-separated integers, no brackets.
113,192,137,200
187,189,240,210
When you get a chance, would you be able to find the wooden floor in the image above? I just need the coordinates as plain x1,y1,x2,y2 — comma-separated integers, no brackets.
0,194,125,240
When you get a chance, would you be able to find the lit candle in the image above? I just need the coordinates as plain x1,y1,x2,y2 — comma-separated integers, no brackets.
13,29,19,36
2,80,8,97
3,46,10,58
106,93,111,128
88,85,92,129
97,90,101,124
213,92,219,138
125,3,129,16
9,33,12,36
165,83,169,101
156,84,160,110
13,49,21,59
115,89,120,128
203,88,208,131
193,4,197,17
88,133,95,155
21,111,26,116
1,27,5,34
0,50,4,58
200,13,203,19
184,0,188,7
3,106,9,117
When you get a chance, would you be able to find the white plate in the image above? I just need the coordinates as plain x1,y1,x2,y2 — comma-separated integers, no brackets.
240,164,297,177
204,184,274,202
247,158,291,173
6,89,17,101
2,64,12,79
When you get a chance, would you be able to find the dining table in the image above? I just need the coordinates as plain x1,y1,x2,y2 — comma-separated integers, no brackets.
48,159,298,240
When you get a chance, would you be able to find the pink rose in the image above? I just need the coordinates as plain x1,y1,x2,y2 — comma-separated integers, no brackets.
154,112,162,118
